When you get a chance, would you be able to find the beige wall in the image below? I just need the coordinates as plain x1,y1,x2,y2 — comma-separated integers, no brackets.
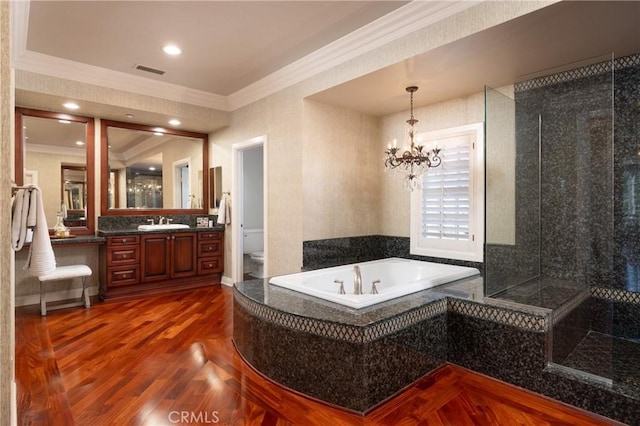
486,86,517,245
1,0,14,422
302,100,382,240
211,89,304,276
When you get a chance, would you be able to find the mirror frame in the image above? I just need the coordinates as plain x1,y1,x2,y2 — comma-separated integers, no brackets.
14,107,96,236
100,119,209,215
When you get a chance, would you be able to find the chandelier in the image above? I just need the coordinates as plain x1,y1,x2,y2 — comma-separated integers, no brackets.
384,86,441,190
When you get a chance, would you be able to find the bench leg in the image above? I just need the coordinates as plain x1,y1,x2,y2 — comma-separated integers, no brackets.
39,281,47,316
82,276,90,309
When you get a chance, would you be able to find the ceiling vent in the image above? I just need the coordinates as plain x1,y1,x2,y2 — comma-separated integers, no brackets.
134,64,166,75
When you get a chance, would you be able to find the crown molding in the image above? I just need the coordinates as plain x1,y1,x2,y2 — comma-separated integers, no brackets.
12,0,479,113
227,1,480,110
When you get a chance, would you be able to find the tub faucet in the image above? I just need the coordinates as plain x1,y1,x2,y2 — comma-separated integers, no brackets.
354,265,362,295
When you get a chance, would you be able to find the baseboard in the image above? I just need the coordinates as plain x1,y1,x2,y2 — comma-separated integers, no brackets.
15,286,99,308
221,275,234,287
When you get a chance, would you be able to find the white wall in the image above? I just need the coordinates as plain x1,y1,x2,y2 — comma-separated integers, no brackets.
242,146,263,230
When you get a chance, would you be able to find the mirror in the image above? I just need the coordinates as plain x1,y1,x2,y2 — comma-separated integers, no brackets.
101,120,209,215
15,108,95,235
210,166,222,209
61,165,87,225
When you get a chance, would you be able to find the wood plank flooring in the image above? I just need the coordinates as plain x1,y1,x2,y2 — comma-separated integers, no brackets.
16,285,622,425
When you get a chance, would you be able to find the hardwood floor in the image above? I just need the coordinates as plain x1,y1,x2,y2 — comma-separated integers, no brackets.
16,286,622,425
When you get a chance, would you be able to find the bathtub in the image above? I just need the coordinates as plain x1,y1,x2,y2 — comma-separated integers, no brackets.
269,257,480,309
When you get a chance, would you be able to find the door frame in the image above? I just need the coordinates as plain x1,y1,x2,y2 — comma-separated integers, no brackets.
231,135,267,285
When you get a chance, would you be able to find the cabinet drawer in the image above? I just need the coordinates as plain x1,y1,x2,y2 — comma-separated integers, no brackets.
107,246,140,266
108,235,140,246
107,265,140,287
198,240,222,257
198,231,222,241
198,257,222,275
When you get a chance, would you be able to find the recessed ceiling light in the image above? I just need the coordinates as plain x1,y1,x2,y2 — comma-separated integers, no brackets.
149,167,156,171
168,119,181,126
125,113,134,119
154,132,163,136
63,102,79,110
75,141,85,146
163,44,182,56
58,120,71,124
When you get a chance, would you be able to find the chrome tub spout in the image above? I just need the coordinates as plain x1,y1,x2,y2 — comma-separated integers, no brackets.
354,265,362,295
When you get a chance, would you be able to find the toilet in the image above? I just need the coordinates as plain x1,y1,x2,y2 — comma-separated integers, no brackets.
243,229,264,278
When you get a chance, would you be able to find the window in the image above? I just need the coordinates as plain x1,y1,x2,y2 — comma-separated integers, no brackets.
410,123,484,262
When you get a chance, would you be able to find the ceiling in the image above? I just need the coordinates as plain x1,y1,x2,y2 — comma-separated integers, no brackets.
24,0,407,96
12,1,640,130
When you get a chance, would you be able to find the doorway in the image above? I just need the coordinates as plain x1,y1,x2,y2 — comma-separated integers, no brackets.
231,136,267,284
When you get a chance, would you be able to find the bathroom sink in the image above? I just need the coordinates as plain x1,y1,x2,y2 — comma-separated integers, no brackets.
137,224,190,231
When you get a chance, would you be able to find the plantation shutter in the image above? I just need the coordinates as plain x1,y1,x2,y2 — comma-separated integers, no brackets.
421,139,471,242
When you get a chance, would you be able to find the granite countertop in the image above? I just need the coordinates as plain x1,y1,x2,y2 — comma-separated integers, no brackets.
97,225,225,237
234,275,484,327
50,234,106,245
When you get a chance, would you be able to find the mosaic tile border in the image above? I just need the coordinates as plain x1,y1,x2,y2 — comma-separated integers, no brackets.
235,289,550,344
234,288,447,344
448,298,548,333
591,286,640,305
514,53,640,93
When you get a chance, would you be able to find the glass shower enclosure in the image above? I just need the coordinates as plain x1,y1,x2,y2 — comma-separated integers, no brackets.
483,55,640,396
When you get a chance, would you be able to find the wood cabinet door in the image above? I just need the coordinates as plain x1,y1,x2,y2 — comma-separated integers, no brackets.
141,234,171,282
171,233,197,278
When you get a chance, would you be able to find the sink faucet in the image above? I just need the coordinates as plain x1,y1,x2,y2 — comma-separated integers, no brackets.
147,218,155,226
158,216,165,225
354,265,362,295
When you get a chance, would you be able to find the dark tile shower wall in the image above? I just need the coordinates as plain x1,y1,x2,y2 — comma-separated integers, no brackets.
508,55,640,293
514,63,614,286
302,235,482,273
614,59,640,292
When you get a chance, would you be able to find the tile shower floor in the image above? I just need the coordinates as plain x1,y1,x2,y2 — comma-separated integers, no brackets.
558,331,640,395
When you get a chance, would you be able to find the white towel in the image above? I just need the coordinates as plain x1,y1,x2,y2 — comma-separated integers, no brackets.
216,197,231,225
19,186,56,277
11,189,29,250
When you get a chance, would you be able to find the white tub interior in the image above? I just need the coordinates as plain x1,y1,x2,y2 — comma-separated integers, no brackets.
269,258,480,309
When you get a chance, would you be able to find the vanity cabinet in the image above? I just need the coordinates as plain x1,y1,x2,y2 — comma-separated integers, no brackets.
105,235,140,287
99,230,224,300
198,231,223,274
141,232,197,282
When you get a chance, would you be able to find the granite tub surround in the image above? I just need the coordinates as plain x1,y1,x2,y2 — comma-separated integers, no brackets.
233,276,550,413
234,290,448,412
302,235,482,273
